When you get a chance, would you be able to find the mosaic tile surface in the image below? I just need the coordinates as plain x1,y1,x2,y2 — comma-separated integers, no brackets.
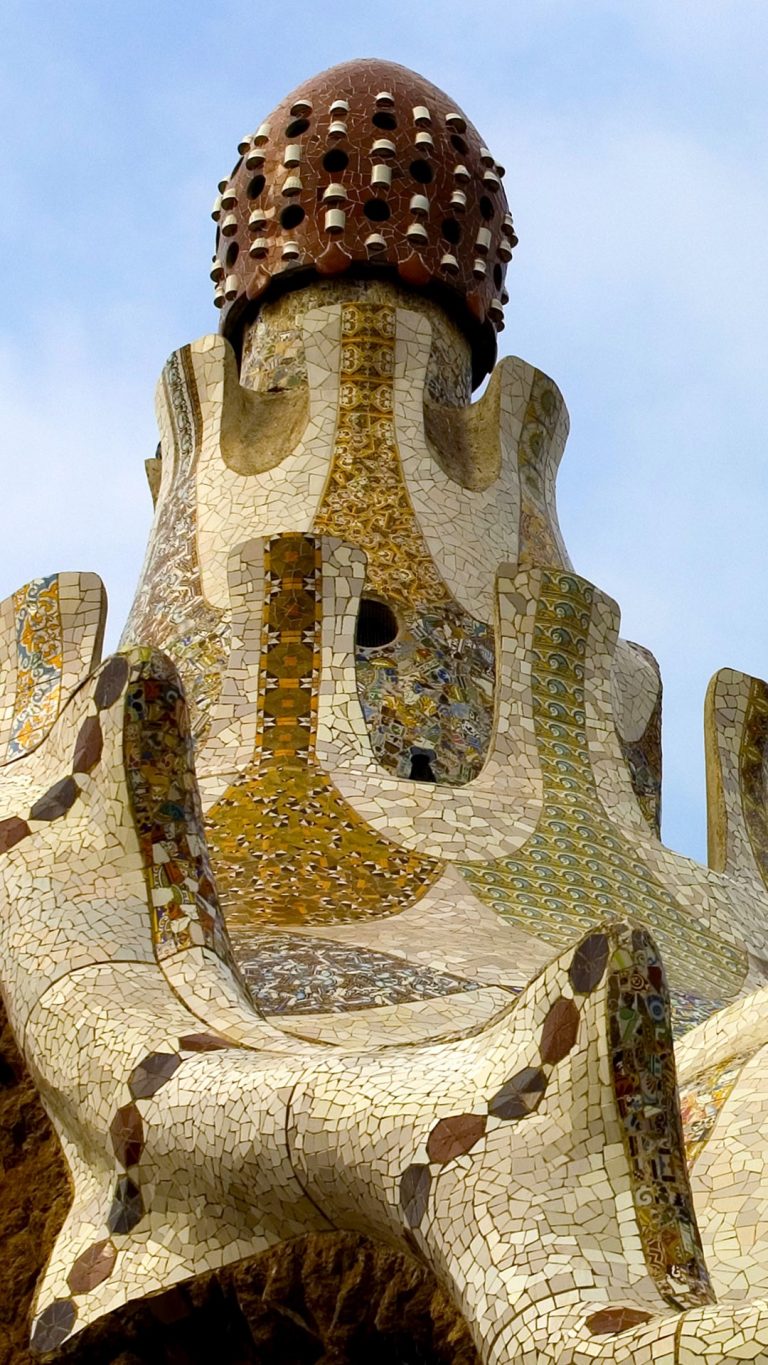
123,649,232,963
606,927,710,1308
680,1051,751,1169
240,278,473,407
231,929,478,1015
214,58,512,383
310,302,498,781
459,571,745,1005
8,575,62,758
313,301,452,608
8,63,768,1363
355,604,494,783
205,533,443,933
120,345,228,743
0,571,105,765
739,675,768,885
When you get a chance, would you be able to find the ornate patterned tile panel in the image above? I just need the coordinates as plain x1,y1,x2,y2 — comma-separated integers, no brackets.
204,534,442,938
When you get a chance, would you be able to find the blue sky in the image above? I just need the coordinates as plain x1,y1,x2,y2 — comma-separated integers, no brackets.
1,0,767,861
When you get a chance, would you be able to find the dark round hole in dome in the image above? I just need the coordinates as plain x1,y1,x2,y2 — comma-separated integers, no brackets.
323,147,349,172
247,174,266,199
364,198,391,222
410,159,434,184
441,218,461,244
451,134,468,155
493,263,503,288
285,117,310,137
372,110,397,131
226,241,239,268
356,597,399,648
479,195,494,221
409,750,437,782
280,203,306,230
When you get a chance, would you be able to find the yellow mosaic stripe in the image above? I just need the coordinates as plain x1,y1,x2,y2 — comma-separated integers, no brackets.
461,571,746,1002
312,302,452,610
205,534,442,929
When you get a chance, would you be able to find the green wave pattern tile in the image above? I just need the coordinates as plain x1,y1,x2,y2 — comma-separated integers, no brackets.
461,571,745,1004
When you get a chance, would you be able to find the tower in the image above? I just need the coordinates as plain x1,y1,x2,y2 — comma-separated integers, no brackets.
2,56,768,1365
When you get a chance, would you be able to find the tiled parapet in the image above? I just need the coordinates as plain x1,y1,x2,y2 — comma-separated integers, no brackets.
612,638,663,835
240,277,474,406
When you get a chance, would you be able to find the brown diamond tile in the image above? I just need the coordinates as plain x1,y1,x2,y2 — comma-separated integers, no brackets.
488,1067,547,1120
109,1103,144,1167
426,1113,487,1164
540,997,580,1065
72,714,103,773
94,656,130,710
30,1298,77,1352
178,1032,233,1051
569,931,609,994
29,776,78,822
128,1051,181,1099
67,1239,117,1295
106,1176,144,1234
399,1163,431,1228
0,816,30,854
586,1307,653,1335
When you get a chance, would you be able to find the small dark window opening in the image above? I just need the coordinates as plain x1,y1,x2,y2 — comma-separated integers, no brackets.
285,117,310,137
225,241,239,268
372,110,397,131
479,195,494,221
409,749,437,782
280,204,306,230
442,217,461,244
356,597,399,647
364,198,391,222
323,147,349,172
247,174,266,199
451,134,468,155
409,159,433,184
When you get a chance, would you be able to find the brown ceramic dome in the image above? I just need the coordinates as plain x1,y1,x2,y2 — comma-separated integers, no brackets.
211,58,517,386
